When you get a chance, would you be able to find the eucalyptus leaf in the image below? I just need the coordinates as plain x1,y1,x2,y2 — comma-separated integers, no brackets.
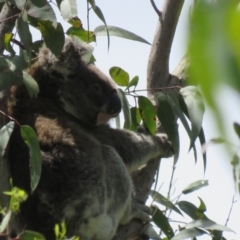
18,230,46,240
20,126,41,192
60,0,78,21
95,25,151,45
186,219,234,232
109,67,129,87
182,180,209,194
171,228,206,240
0,121,15,157
155,92,179,162
118,89,131,129
23,71,39,98
151,205,174,239
150,190,182,216
138,96,156,135
0,210,11,233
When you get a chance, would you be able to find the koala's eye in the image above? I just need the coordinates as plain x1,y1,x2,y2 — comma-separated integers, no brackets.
93,84,101,92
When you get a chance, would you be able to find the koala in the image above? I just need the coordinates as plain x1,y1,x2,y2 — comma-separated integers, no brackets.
7,38,173,240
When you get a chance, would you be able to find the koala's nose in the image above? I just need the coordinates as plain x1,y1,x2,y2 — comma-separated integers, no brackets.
106,91,122,116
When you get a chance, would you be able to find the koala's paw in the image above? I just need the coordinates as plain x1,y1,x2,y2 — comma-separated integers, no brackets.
131,202,151,223
156,133,174,158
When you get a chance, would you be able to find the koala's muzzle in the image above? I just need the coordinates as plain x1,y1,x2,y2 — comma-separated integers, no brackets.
97,90,122,125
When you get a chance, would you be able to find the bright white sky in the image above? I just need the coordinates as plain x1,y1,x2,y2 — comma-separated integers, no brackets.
31,0,240,239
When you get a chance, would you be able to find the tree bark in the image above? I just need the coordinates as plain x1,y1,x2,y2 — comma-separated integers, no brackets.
114,0,185,239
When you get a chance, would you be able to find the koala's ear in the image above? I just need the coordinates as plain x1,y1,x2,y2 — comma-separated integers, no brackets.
38,37,93,74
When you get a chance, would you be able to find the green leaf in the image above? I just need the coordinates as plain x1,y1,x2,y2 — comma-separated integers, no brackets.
180,86,205,151
0,122,15,157
17,10,32,61
126,76,139,91
0,210,11,233
167,93,197,161
3,33,15,55
11,0,56,22
66,27,96,43
198,127,207,173
151,205,174,239
155,92,179,162
129,107,141,131
198,197,206,213
94,25,151,45
22,71,39,98
59,0,78,21
171,228,206,240
118,89,131,129
186,219,234,232
0,57,23,90
18,230,46,240
38,21,65,56
138,96,156,135
182,180,209,194
178,201,209,220
20,126,41,192
109,67,129,87
233,122,240,139
144,224,162,240
87,0,110,49
150,190,182,216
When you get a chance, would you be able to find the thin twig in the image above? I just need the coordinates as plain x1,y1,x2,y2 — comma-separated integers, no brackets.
0,110,20,126
150,0,162,18
167,162,176,199
0,12,20,24
225,196,236,226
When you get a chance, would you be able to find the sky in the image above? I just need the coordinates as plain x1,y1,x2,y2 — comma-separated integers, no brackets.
30,0,240,239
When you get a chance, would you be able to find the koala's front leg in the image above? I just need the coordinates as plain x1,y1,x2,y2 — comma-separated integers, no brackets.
92,126,174,173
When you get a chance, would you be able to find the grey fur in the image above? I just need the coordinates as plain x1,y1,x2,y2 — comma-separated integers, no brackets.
8,38,173,240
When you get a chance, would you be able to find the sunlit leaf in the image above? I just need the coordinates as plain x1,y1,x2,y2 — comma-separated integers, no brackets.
3,33,15,55
22,71,39,98
0,210,11,233
171,228,206,240
0,121,15,157
11,0,56,22
150,190,182,216
38,21,64,56
59,0,78,21
180,86,205,151
67,27,96,43
182,180,209,194
109,67,129,87
126,76,139,91
186,219,234,232
155,92,179,163
151,205,174,239
118,89,131,129
198,197,206,213
18,230,46,240
94,25,151,45
138,96,156,135
20,126,41,192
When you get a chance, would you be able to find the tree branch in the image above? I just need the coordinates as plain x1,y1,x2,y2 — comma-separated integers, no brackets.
114,1,185,239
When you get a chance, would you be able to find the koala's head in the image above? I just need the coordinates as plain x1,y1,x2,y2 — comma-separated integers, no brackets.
37,38,122,125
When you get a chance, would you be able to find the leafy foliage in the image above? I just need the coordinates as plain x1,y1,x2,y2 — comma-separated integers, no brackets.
0,0,237,239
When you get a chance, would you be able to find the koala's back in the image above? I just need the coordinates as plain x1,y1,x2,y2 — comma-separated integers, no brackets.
9,95,132,240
